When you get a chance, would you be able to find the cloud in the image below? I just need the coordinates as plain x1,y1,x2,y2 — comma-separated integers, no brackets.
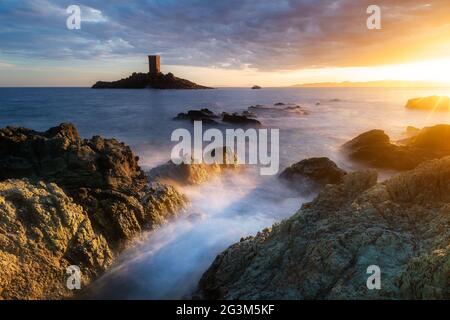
0,0,449,71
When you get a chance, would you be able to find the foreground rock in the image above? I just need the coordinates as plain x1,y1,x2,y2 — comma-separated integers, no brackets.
279,157,347,192
406,96,450,111
92,72,211,89
343,124,450,170
0,123,188,299
198,157,450,299
0,179,112,299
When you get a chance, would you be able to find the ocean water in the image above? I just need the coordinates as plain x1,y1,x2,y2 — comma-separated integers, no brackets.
1,87,450,299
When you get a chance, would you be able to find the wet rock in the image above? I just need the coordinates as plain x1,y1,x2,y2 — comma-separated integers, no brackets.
221,112,261,126
343,125,450,170
148,148,238,186
174,108,219,124
198,157,450,299
279,157,347,192
0,123,189,298
405,96,450,111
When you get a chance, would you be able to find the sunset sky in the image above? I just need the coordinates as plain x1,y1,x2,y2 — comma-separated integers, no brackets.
0,0,450,87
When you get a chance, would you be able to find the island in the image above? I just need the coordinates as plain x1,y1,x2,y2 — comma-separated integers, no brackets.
92,55,212,89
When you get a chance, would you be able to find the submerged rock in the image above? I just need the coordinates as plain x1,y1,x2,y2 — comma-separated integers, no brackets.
221,112,261,126
198,157,450,299
92,72,212,89
0,123,188,299
343,124,450,170
174,108,219,124
406,95,450,111
279,157,347,192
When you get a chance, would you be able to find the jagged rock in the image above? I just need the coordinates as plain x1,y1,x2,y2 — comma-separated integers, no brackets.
0,123,146,192
174,108,219,124
140,183,189,228
342,125,450,170
279,157,347,192
148,148,238,186
92,72,212,89
406,96,450,111
0,123,189,298
0,179,113,299
198,157,450,299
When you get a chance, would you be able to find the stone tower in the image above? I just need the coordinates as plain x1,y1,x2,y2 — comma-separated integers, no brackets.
148,55,161,74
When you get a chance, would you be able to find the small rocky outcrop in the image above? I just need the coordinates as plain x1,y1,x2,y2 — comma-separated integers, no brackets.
248,104,309,116
198,157,450,299
279,157,347,192
92,72,212,89
343,124,450,170
174,108,219,124
148,148,238,186
251,85,261,89
221,112,261,126
0,123,188,299
174,109,262,126
406,96,450,111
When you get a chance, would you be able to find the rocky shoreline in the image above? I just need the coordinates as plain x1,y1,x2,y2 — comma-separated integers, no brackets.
198,157,450,299
1,120,449,300
0,123,188,299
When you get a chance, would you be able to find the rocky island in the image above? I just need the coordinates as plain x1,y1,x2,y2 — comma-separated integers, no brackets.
92,55,211,89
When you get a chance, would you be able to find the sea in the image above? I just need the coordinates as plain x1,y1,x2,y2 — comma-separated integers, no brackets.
1,87,449,299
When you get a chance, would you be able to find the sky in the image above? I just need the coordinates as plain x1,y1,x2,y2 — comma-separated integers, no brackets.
0,0,450,87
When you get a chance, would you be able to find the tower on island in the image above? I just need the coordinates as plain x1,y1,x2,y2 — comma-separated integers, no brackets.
148,55,161,74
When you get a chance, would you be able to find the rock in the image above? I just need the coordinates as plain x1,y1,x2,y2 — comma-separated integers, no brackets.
198,157,450,299
0,123,189,298
0,179,113,299
221,112,261,126
251,85,261,89
343,125,450,170
0,123,146,192
248,104,309,116
274,102,285,106
174,108,219,124
148,148,238,186
406,96,450,111
92,72,212,89
279,157,347,192
342,129,420,170
140,182,189,228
